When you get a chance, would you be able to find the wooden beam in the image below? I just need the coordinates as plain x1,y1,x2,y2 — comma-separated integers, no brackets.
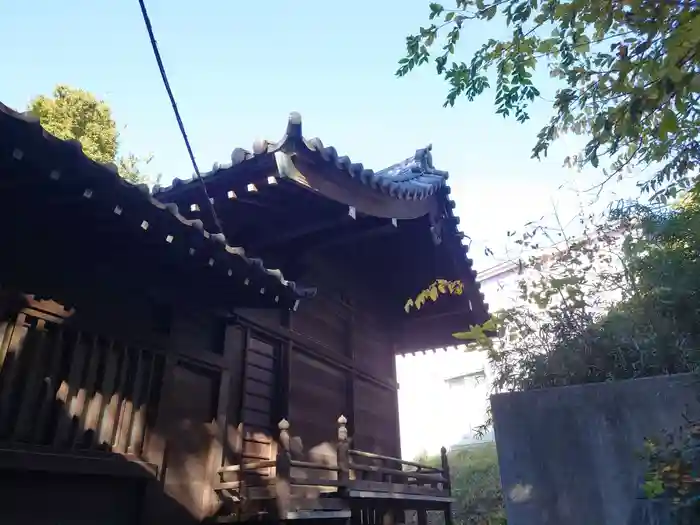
346,311,356,437
304,222,397,255
250,214,354,252
232,314,398,393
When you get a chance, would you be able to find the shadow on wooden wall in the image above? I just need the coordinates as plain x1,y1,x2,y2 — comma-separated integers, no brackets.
0,294,215,525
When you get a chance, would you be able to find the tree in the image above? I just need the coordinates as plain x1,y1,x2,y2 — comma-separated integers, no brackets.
457,187,700,412
403,182,700,440
397,0,700,202
28,85,155,184
413,444,506,525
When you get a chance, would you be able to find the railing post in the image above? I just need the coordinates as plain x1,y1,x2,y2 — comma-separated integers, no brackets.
440,446,453,525
277,419,291,481
337,414,350,486
275,419,293,520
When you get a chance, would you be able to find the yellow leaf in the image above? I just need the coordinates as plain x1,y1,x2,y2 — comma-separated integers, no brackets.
428,285,439,302
404,278,467,315
415,291,428,310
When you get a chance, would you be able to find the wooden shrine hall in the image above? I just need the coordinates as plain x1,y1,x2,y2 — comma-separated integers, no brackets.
0,103,489,525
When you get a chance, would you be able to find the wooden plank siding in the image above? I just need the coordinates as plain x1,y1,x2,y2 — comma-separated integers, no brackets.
288,349,347,449
239,333,277,478
352,311,394,382
281,255,400,458
292,290,350,355
353,379,400,458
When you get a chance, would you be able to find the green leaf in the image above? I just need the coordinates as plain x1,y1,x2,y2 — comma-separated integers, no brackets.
483,5,497,20
659,109,679,139
575,34,591,53
537,38,557,54
428,2,444,19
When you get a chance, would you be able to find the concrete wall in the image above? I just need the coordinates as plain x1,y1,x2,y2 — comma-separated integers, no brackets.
491,373,700,525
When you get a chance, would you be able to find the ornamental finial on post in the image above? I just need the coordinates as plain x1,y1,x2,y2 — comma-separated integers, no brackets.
278,418,290,450
337,415,350,483
337,415,348,442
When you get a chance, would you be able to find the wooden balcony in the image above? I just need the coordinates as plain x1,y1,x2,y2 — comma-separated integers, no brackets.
213,417,453,524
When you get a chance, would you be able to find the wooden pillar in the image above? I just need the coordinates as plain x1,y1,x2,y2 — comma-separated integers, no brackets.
139,355,176,525
440,446,453,525
202,337,235,516
275,340,292,424
345,312,356,436
275,418,292,519
277,418,291,477
224,324,247,456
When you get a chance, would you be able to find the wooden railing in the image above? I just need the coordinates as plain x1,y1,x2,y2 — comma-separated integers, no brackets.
0,308,165,462
215,415,452,508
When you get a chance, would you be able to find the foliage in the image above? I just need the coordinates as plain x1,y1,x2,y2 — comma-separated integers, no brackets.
479,214,638,393
640,416,700,524
117,152,158,185
403,183,700,439
472,190,700,391
28,85,155,184
417,444,506,525
405,279,464,313
398,0,700,201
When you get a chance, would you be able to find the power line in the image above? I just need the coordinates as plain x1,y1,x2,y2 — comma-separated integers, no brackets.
137,0,227,239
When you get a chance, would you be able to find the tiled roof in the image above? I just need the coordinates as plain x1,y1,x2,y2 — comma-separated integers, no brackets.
150,111,486,318
152,112,450,201
0,102,314,305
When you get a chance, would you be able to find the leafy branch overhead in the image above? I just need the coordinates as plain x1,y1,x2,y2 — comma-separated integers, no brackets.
398,0,700,201
404,279,464,313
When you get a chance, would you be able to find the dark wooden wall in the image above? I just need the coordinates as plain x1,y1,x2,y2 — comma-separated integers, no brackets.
288,349,347,447
0,245,402,524
0,287,233,525
284,255,400,456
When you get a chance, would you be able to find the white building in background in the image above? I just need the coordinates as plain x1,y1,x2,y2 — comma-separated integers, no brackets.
397,232,626,460
396,260,516,460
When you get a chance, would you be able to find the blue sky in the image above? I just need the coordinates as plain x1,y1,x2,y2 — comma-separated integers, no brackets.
1,0,638,269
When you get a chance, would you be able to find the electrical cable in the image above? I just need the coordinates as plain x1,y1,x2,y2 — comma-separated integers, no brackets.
136,0,227,239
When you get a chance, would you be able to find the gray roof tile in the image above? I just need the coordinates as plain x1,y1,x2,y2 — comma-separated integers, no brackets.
152,112,450,201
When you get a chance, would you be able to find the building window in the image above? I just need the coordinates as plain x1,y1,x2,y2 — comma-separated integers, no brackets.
445,370,486,390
